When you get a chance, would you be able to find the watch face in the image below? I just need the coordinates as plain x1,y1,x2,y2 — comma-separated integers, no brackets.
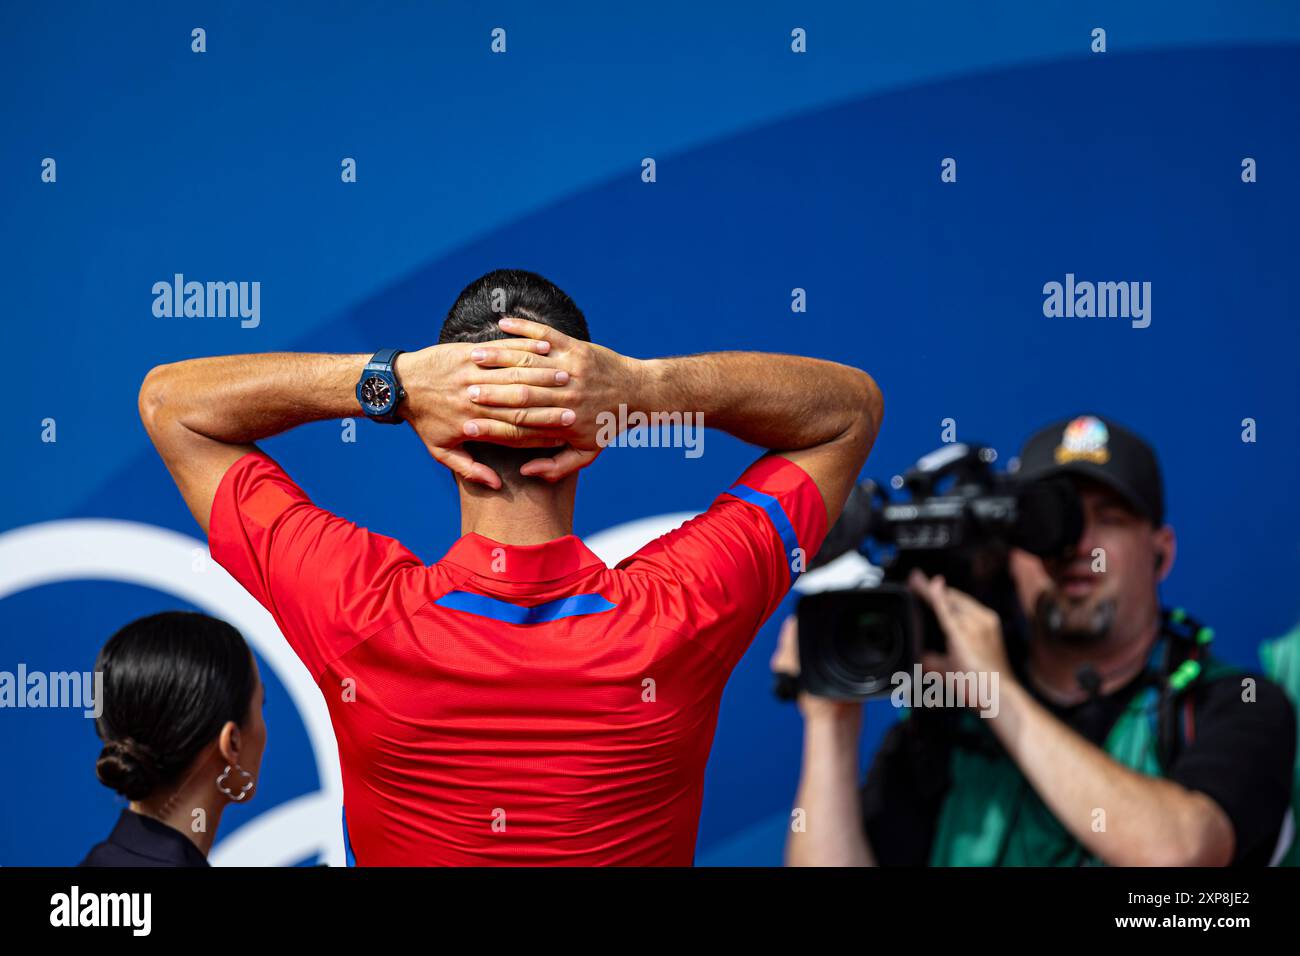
360,375,392,411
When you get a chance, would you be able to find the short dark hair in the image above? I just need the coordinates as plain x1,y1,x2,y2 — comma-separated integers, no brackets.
93,611,257,801
439,270,590,481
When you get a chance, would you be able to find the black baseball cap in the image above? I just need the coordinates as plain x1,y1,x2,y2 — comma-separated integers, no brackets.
1017,415,1165,526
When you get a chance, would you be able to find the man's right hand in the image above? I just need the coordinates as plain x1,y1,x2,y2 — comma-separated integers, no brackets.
396,338,577,489
461,315,647,482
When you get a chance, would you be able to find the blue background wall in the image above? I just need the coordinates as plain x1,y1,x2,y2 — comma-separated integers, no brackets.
2,1,1297,865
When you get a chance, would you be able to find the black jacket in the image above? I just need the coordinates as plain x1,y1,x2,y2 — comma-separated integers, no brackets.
79,809,210,867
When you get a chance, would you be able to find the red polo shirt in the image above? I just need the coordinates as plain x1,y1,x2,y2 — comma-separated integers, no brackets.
210,451,827,865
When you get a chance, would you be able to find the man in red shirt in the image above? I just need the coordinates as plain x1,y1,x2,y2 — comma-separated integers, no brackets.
139,269,883,865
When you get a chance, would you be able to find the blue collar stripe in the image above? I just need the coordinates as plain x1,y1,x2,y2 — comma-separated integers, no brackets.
434,590,616,624
727,483,801,585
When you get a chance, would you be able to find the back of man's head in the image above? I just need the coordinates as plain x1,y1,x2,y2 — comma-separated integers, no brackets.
439,269,590,484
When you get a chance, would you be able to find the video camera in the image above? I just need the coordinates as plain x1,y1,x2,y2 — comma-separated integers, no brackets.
794,443,1084,699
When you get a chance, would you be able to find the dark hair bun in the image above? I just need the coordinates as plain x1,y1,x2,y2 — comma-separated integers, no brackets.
93,611,255,801
96,737,163,800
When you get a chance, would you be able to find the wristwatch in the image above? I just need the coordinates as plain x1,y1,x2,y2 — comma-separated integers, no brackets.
355,348,407,423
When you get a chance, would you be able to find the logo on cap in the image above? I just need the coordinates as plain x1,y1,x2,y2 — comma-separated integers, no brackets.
1055,415,1110,465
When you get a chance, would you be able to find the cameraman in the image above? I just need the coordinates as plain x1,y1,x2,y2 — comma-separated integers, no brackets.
776,415,1296,866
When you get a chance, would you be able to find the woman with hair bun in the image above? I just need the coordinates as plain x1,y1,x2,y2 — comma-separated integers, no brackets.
80,610,267,866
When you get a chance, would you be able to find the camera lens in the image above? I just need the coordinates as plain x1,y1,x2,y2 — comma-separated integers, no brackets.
827,612,903,687
796,587,916,700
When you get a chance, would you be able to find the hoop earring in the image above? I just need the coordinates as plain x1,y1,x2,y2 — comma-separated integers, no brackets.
217,764,255,802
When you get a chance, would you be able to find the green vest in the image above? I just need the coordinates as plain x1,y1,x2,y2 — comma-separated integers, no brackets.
929,655,1234,867
1260,625,1300,867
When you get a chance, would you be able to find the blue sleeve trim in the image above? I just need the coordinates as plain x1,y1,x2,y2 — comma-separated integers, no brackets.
434,590,617,625
342,806,357,867
726,483,802,585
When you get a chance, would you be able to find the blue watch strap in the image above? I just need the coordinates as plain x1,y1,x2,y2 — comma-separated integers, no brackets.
368,347,403,371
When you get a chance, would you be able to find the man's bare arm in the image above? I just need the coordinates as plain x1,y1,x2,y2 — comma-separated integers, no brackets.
638,351,883,525
139,343,570,533
138,353,366,533
991,678,1235,865
771,617,876,866
787,709,875,866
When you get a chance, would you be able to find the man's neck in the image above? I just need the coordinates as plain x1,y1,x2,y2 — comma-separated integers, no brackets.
1026,619,1160,707
457,478,576,545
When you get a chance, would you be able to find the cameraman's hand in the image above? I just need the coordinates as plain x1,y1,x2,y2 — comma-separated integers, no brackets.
771,615,865,726
908,570,1011,680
